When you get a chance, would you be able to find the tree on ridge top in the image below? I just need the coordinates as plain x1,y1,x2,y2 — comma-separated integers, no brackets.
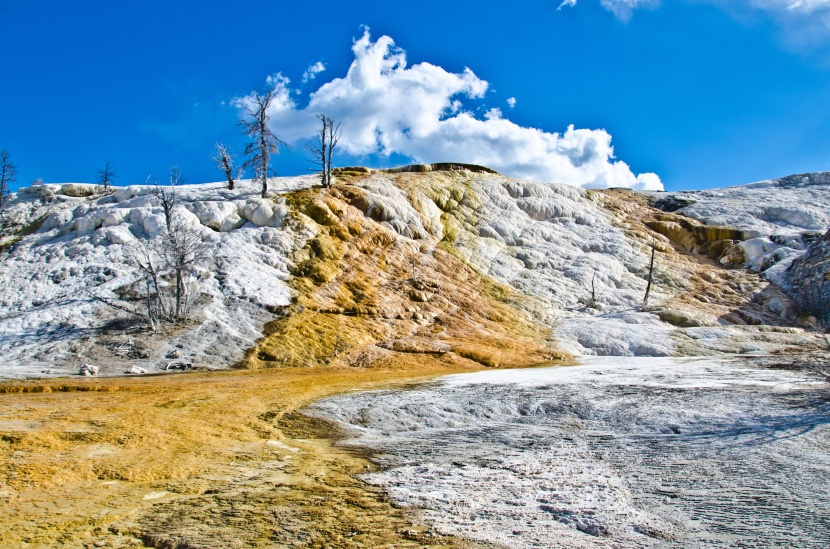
0,149,16,207
239,87,287,198
97,161,117,192
306,113,341,188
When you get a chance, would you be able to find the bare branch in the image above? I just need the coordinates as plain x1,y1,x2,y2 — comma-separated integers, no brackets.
212,143,237,190
143,166,206,322
239,87,287,197
96,161,117,192
305,114,341,188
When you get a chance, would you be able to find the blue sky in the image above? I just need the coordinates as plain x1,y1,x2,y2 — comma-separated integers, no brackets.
0,0,829,192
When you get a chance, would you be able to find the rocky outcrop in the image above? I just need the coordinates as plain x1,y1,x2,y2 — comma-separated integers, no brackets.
647,173,830,281
1,169,828,378
643,213,754,263
787,228,830,323
334,163,498,176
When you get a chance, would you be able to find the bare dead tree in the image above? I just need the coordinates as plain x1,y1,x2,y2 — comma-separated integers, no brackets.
642,237,656,310
135,167,206,324
150,167,182,231
0,149,17,207
239,87,287,198
305,113,341,188
212,143,237,190
590,271,597,309
96,161,117,192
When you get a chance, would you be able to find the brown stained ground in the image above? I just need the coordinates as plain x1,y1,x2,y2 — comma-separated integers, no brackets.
0,364,535,549
244,176,565,372
0,178,567,548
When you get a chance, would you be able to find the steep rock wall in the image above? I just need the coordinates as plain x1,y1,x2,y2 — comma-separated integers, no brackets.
787,228,830,324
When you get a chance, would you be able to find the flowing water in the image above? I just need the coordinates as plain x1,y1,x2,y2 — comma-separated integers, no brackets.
306,357,830,548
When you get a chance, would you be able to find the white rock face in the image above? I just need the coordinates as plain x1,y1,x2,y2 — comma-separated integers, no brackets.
140,213,167,238
185,200,244,232
653,172,830,285
0,171,826,377
103,226,135,245
241,198,289,227
0,177,315,378
113,185,152,202
665,173,830,235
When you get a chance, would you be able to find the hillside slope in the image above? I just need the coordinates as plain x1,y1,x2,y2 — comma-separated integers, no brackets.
1,169,827,378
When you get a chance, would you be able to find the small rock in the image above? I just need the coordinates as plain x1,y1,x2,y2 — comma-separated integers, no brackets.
79,364,98,376
164,361,193,371
165,349,181,359
126,366,148,375
131,348,151,359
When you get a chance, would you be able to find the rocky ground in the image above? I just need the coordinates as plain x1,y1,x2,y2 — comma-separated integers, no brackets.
1,167,829,547
3,168,827,379
0,362,519,548
309,354,830,548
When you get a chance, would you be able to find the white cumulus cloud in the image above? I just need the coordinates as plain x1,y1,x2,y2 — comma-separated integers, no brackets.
302,61,326,83
235,30,662,191
507,97,517,108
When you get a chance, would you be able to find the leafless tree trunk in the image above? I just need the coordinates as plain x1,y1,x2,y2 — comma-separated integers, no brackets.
97,161,117,192
0,149,16,207
137,167,206,323
150,167,182,231
642,238,656,310
132,242,167,326
239,87,287,198
591,271,597,309
212,143,236,190
305,114,341,188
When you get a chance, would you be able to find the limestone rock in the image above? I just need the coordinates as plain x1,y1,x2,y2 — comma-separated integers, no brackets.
185,200,245,232
39,210,73,232
141,213,167,238
242,198,288,227
657,308,716,328
113,185,151,202
377,338,451,354
61,184,102,197
787,228,830,323
103,225,135,245
79,364,99,376
164,361,193,371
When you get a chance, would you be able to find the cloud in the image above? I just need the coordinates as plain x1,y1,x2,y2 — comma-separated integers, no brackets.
302,61,326,83
507,97,517,108
708,0,830,50
559,0,659,21
601,0,660,22
235,30,662,191
561,1,830,49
